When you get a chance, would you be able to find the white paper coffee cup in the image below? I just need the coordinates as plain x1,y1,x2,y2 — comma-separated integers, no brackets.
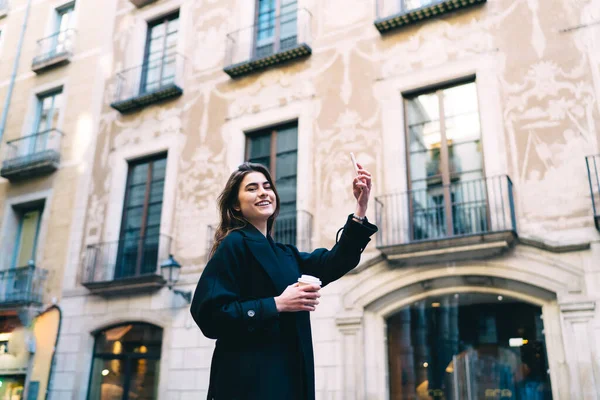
298,274,321,287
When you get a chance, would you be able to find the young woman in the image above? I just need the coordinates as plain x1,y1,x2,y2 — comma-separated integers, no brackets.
190,162,377,400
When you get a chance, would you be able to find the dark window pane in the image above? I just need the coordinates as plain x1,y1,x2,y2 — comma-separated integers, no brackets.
128,185,147,207
130,164,149,185
88,358,126,400
149,181,165,204
94,324,163,355
276,152,297,179
276,126,298,153
249,134,271,160
146,203,163,227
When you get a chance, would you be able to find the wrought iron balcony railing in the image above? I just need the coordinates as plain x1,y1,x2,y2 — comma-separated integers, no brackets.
1,129,63,181
0,263,48,307
375,175,516,262
110,53,186,114
375,0,486,33
83,234,171,295
273,210,313,252
586,155,600,231
205,210,314,259
224,8,312,78
32,29,75,72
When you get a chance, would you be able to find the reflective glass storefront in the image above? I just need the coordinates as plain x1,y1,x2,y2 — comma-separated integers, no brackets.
387,293,552,399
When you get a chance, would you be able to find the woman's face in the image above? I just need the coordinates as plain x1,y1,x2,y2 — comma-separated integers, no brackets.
235,171,277,223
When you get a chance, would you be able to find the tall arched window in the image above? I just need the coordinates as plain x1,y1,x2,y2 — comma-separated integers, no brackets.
88,323,162,400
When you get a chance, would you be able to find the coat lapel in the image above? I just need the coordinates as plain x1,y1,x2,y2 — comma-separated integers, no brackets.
240,224,292,294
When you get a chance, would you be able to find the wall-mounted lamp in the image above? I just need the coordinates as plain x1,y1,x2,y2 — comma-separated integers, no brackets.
160,254,192,304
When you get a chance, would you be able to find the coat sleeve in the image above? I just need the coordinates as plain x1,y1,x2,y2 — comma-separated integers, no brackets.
291,214,378,287
190,232,279,340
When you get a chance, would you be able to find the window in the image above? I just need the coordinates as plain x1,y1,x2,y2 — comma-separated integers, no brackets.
405,81,486,240
254,0,297,58
24,90,63,158
53,2,75,55
246,123,298,244
141,12,179,95
387,293,552,399
88,323,162,400
12,206,43,269
116,154,167,279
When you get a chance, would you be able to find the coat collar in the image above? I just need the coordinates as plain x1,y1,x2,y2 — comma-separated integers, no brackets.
239,223,293,294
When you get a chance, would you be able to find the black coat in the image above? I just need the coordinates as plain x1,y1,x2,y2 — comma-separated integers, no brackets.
190,214,377,400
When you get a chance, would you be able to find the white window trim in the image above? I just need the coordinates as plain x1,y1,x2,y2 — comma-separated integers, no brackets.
374,52,508,198
101,133,184,252
0,190,53,271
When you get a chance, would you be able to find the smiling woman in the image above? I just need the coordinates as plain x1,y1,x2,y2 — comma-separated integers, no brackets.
191,161,378,400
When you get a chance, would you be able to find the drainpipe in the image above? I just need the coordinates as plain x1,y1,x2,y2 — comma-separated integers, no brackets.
0,0,33,143
42,305,62,400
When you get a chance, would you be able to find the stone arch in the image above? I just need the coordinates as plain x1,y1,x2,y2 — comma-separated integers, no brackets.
342,250,583,312
335,254,582,400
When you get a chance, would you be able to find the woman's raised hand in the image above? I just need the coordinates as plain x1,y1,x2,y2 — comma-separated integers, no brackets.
353,162,372,216
274,283,321,312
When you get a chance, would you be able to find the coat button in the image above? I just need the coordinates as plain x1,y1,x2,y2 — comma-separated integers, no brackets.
247,310,255,317
248,326,255,332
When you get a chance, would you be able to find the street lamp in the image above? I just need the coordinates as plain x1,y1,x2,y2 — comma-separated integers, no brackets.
160,254,192,304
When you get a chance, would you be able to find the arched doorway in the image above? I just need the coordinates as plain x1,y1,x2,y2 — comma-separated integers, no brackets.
87,322,162,400
387,292,552,400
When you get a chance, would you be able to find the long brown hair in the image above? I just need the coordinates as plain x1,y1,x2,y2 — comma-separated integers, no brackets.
209,162,280,258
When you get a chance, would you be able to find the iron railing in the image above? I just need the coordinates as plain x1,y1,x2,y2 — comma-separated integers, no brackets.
375,175,516,248
0,263,48,306
273,210,313,252
2,129,63,171
111,53,186,105
205,210,314,256
83,234,171,284
586,155,600,230
225,8,312,69
375,0,486,32
32,29,75,66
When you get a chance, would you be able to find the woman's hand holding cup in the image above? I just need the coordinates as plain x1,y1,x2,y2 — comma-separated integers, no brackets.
275,275,322,313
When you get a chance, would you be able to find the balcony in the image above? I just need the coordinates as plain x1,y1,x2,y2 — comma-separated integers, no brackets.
82,234,171,296
110,53,185,114
129,0,157,8
0,263,48,309
1,130,63,182
375,175,517,265
31,30,75,73
586,155,600,231
375,0,486,34
205,210,313,258
0,0,8,19
224,8,312,78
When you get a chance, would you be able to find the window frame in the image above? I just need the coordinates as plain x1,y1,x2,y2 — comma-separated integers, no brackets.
11,203,44,269
141,11,180,96
117,152,167,278
252,0,297,58
87,322,163,400
403,78,488,239
245,122,299,243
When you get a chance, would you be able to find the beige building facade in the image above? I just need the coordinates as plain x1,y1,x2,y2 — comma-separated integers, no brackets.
0,0,594,398
0,0,115,398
